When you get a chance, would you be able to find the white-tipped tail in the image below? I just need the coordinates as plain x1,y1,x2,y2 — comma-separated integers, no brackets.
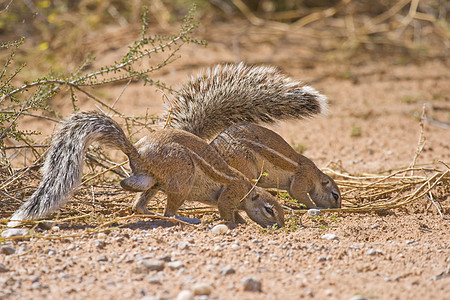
7,112,138,227
301,85,328,116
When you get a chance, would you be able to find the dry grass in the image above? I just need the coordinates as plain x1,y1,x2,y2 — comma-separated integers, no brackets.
225,0,449,62
324,162,449,213
1,134,448,235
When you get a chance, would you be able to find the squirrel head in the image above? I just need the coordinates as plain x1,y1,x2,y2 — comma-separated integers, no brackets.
290,169,341,209
242,187,285,228
311,173,341,208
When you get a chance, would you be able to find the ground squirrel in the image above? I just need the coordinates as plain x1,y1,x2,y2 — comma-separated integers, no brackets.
169,63,340,208
8,112,284,228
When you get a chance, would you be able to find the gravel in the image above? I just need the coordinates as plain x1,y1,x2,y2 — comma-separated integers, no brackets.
307,209,322,216
0,246,15,255
167,261,184,270
97,254,108,262
176,290,194,300
0,263,9,272
321,233,339,241
0,213,447,299
211,224,228,234
241,276,262,292
95,240,106,249
220,265,236,275
140,260,165,271
192,283,213,295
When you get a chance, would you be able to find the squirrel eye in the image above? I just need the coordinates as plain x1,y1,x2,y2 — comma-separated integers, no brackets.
252,194,259,201
332,191,340,202
264,204,274,216
322,180,330,186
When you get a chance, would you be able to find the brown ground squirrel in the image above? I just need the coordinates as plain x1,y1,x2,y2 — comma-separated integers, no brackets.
8,112,284,228
169,63,340,208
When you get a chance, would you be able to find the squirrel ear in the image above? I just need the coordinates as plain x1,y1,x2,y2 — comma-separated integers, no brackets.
120,174,155,192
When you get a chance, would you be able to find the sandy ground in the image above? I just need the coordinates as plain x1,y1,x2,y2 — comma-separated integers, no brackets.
1,19,450,300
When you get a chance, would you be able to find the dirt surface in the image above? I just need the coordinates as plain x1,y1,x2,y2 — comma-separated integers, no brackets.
1,19,450,300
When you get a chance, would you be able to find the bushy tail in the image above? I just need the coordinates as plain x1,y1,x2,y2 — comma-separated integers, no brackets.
168,62,328,139
8,112,138,227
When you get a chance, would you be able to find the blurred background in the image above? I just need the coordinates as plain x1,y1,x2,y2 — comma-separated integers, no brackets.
1,0,448,75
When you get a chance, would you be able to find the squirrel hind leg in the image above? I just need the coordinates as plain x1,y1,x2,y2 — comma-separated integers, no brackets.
120,174,155,192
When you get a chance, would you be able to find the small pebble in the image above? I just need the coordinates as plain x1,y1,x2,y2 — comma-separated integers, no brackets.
366,249,382,256
366,249,376,256
0,263,9,272
95,240,106,249
125,257,134,264
17,244,30,255
205,265,216,272
193,283,213,295
141,260,165,271
321,233,339,241
0,246,15,255
97,254,108,262
167,260,184,270
178,242,189,250
146,276,162,284
1,228,28,238
231,244,240,251
211,224,228,235
221,265,236,275
37,222,53,230
307,209,322,216
31,282,41,289
349,295,367,300
158,255,171,262
29,275,40,283
51,226,60,231
97,232,107,239
176,290,194,300
140,297,158,300
241,276,262,292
